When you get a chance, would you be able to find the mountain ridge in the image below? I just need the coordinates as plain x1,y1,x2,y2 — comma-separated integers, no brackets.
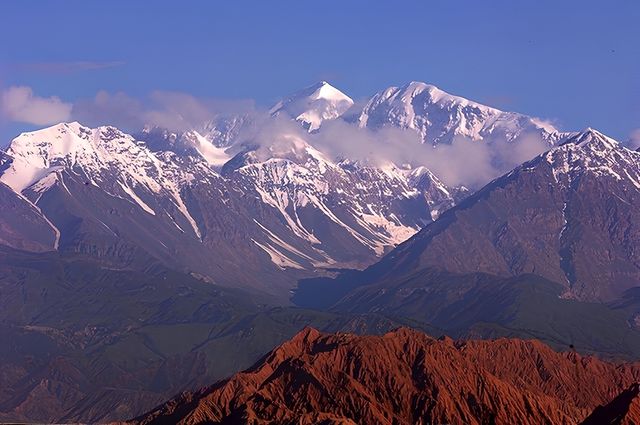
337,127,640,302
130,327,640,425
356,80,565,146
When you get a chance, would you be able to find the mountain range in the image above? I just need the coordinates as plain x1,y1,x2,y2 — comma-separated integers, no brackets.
312,128,640,302
0,81,571,294
2,80,640,422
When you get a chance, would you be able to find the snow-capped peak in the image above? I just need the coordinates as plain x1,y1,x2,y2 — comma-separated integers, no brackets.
541,128,640,187
310,81,351,101
1,122,111,192
270,81,354,132
0,121,212,238
357,81,561,146
563,127,619,151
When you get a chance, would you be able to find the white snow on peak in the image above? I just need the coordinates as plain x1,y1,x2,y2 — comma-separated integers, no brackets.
570,128,619,150
2,122,96,192
270,81,354,131
543,128,640,186
357,81,561,146
261,133,334,167
399,81,492,110
0,121,207,238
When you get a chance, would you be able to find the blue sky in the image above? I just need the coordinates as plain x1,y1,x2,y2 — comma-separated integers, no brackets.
1,0,638,143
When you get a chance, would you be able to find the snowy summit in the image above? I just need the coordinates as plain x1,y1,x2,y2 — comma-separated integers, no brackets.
270,81,354,131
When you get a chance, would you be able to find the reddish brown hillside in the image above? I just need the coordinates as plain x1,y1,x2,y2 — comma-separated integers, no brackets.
581,383,640,425
131,328,640,425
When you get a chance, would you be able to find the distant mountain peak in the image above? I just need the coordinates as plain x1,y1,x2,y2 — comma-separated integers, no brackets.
270,81,354,131
307,80,345,98
539,128,639,201
357,81,561,145
543,128,635,176
564,127,619,150
354,125,640,302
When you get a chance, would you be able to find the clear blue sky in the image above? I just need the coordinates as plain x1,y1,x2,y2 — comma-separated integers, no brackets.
1,0,638,142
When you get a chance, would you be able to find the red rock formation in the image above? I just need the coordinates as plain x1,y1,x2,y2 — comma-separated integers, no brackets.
131,328,640,425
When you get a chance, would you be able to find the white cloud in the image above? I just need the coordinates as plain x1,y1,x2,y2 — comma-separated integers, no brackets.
1,86,72,125
71,90,255,132
306,120,549,188
628,129,640,150
239,116,550,189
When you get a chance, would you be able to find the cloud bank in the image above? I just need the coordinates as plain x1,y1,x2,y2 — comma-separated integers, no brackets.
313,122,550,188
230,116,550,189
1,86,72,125
72,90,255,132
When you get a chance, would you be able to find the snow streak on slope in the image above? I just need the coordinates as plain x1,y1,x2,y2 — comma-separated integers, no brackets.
12,187,61,250
232,134,432,259
181,131,231,167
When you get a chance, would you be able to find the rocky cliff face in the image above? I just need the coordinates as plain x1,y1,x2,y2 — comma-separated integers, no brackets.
131,328,640,425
